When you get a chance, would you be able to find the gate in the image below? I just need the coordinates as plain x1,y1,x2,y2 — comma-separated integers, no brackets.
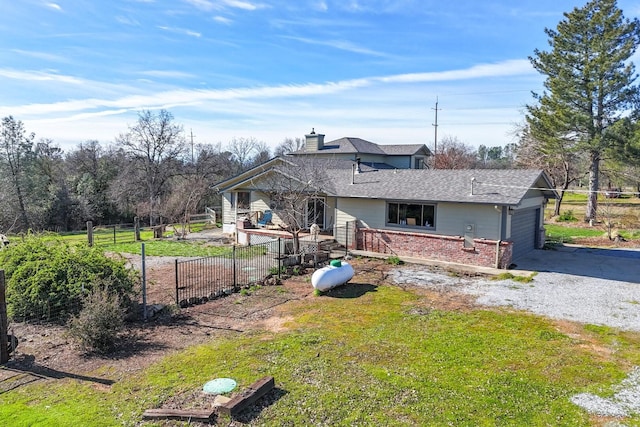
174,239,285,307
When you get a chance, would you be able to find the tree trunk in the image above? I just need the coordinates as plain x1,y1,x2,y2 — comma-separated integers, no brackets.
586,151,600,222
553,192,564,217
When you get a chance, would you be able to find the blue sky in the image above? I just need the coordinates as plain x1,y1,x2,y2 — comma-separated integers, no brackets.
2,0,640,152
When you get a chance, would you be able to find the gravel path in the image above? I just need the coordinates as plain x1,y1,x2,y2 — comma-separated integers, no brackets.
391,256,640,333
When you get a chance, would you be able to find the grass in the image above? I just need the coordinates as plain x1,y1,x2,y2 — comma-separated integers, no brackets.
2,284,640,425
545,224,607,244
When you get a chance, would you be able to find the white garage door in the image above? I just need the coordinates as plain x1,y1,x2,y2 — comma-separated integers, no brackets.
510,208,538,261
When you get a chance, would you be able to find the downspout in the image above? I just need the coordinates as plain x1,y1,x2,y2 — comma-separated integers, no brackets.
495,240,502,269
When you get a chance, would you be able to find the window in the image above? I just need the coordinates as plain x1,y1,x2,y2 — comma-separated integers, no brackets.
414,157,425,169
232,191,250,209
387,202,435,228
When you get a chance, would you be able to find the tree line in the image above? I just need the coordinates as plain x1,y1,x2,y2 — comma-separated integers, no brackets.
3,1,640,232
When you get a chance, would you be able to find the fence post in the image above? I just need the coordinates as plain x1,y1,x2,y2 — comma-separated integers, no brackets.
232,245,237,290
277,238,281,279
134,217,141,241
174,259,179,306
0,270,7,364
345,222,349,256
87,221,93,247
141,243,147,321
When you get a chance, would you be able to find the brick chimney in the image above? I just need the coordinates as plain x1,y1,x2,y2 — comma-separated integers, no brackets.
305,128,325,151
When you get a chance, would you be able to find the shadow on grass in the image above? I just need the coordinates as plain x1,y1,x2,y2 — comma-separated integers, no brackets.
323,283,378,299
1,354,114,394
230,387,288,423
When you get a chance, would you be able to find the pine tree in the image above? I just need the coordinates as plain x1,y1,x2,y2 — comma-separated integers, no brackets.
527,0,640,221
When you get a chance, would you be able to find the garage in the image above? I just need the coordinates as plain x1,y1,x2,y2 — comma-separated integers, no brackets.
510,208,539,261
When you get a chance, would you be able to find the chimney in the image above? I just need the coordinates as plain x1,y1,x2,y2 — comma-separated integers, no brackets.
305,128,325,151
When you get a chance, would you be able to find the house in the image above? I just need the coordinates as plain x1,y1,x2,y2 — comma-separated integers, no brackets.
213,131,557,269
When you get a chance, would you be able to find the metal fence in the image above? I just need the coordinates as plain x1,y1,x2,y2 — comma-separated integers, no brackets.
175,239,288,307
89,223,137,247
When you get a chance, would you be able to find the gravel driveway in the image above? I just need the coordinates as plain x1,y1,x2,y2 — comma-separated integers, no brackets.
392,246,640,417
392,245,640,332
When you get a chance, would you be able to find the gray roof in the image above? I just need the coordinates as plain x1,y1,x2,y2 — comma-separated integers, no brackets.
380,144,430,156
214,156,557,206
318,167,555,205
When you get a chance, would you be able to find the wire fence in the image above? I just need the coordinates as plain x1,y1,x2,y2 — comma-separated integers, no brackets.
175,238,291,307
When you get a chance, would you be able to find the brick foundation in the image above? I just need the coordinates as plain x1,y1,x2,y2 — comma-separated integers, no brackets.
357,228,512,269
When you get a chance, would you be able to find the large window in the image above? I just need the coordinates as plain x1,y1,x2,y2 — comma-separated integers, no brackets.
387,202,435,228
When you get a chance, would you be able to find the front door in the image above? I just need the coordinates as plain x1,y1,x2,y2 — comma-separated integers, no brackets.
306,197,325,229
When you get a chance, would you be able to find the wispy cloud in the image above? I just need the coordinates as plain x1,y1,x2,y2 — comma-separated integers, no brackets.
0,69,85,85
116,15,140,26
182,0,217,11
138,70,196,79
1,59,535,119
44,2,62,11
158,26,202,37
182,0,263,12
11,49,67,62
213,15,233,24
223,0,260,11
283,36,389,57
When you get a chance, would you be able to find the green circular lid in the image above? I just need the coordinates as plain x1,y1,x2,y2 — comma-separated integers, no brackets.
330,260,342,267
203,378,237,394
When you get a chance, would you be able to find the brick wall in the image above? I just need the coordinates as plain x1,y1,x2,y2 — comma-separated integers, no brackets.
357,228,512,269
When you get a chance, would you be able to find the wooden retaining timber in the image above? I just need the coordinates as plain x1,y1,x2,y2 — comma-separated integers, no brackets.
218,376,275,417
142,376,275,421
142,408,214,422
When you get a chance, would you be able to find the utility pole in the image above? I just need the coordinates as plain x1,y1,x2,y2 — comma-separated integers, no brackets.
190,129,196,164
432,98,441,169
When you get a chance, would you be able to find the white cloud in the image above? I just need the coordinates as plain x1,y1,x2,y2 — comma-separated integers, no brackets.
11,50,67,62
1,59,535,119
0,69,85,85
222,0,261,11
182,0,217,11
283,36,390,57
138,70,196,79
213,15,233,24
158,26,202,37
44,2,62,11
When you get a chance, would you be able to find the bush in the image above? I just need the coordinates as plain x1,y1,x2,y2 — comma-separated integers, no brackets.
386,256,402,265
0,234,138,322
67,284,126,353
557,210,578,222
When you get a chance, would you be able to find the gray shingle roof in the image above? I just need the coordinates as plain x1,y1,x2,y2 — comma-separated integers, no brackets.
380,144,430,155
318,167,554,205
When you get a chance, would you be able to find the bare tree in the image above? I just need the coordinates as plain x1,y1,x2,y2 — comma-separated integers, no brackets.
274,137,304,156
254,157,335,257
226,137,263,173
116,110,187,226
515,123,584,217
433,136,476,169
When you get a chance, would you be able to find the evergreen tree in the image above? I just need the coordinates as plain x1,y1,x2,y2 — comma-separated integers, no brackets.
527,0,640,221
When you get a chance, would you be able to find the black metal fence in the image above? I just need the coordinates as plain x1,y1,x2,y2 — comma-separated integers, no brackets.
175,239,287,307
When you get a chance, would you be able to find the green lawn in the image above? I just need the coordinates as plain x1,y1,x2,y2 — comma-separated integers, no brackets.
1,283,639,426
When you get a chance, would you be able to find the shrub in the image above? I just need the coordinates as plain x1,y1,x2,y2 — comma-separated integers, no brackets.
0,234,138,322
386,256,402,265
557,210,578,222
67,284,126,353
